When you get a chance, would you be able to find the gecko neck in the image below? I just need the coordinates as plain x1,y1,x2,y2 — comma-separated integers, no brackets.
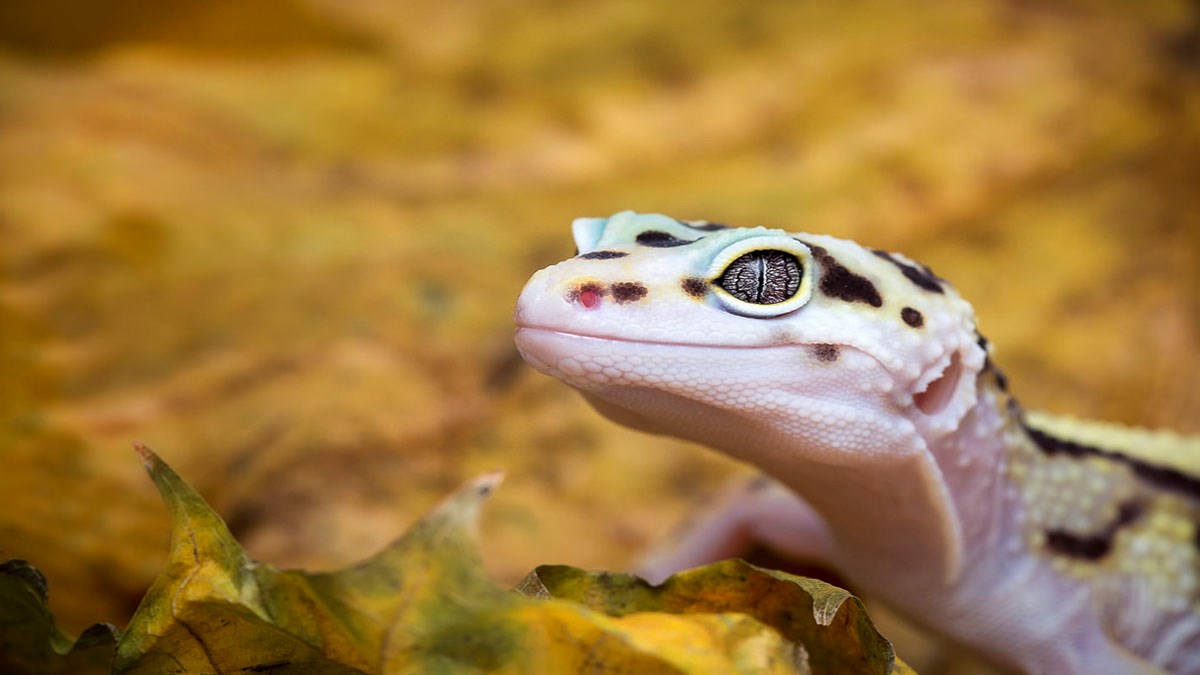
584,377,1019,590
924,379,1027,575
758,444,962,592
761,379,1021,593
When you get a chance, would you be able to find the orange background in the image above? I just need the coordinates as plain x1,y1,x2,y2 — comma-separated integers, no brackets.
2,2,1197,671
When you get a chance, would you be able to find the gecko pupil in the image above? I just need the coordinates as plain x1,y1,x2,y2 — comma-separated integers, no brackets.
718,250,801,305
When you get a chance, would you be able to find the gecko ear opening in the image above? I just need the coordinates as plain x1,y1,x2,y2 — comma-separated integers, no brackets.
914,351,963,415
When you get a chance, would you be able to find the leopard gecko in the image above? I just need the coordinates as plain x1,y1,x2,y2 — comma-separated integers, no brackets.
513,211,1200,674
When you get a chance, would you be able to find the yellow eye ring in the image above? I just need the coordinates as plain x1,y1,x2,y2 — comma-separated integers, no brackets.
707,236,814,318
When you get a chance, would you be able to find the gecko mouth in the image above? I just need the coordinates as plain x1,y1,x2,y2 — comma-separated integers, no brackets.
513,327,919,451
517,327,737,380
515,325,818,351
514,326,947,415
513,326,808,377
512,325,893,390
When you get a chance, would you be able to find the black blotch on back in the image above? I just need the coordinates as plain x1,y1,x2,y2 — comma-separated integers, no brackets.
993,368,1009,392
872,249,944,294
1130,463,1200,498
610,281,648,304
901,307,924,328
677,219,730,232
1044,530,1112,560
579,250,628,260
1025,425,1200,499
810,344,839,362
1044,499,1144,562
803,243,883,308
1114,501,1144,527
636,230,696,247
1007,397,1023,417
976,331,1008,390
682,276,708,298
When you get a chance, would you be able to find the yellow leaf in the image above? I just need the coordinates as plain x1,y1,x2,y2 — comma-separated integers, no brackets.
522,562,909,675
61,445,913,674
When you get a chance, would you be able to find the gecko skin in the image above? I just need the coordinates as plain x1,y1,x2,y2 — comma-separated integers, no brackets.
513,211,1200,674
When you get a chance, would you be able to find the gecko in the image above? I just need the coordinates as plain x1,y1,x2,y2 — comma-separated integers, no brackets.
512,211,1200,674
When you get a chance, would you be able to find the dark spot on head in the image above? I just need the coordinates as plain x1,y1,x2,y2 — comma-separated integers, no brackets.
636,230,696,247
901,307,924,328
682,276,708,298
578,250,628,260
817,255,883,307
810,344,839,362
681,275,705,295
610,281,648,304
677,219,730,232
797,240,882,307
872,249,944,294
1044,530,1111,560
769,327,795,345
1025,424,1200,499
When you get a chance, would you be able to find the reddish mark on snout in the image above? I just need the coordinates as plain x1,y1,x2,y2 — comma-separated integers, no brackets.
568,282,606,309
578,288,601,309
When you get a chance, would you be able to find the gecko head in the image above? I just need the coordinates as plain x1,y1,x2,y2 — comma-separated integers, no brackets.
514,212,988,463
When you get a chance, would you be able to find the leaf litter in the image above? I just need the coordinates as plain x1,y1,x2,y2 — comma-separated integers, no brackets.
1,445,909,674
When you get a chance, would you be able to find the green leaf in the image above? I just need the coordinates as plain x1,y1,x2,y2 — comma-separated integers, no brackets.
0,559,119,675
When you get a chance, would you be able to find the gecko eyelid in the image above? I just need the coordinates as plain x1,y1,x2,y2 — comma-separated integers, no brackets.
707,236,814,318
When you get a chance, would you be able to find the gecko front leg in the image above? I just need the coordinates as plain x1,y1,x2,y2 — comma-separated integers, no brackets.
635,476,835,584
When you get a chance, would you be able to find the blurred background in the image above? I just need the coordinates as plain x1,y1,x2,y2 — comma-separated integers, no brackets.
1,1,1198,671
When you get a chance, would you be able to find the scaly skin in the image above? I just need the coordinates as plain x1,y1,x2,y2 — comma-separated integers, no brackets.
514,212,1200,673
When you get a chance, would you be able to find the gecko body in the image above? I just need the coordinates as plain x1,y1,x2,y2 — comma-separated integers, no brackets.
513,211,1200,673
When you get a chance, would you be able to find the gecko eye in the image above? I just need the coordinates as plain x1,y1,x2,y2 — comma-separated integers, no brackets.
718,250,801,304
708,236,813,318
